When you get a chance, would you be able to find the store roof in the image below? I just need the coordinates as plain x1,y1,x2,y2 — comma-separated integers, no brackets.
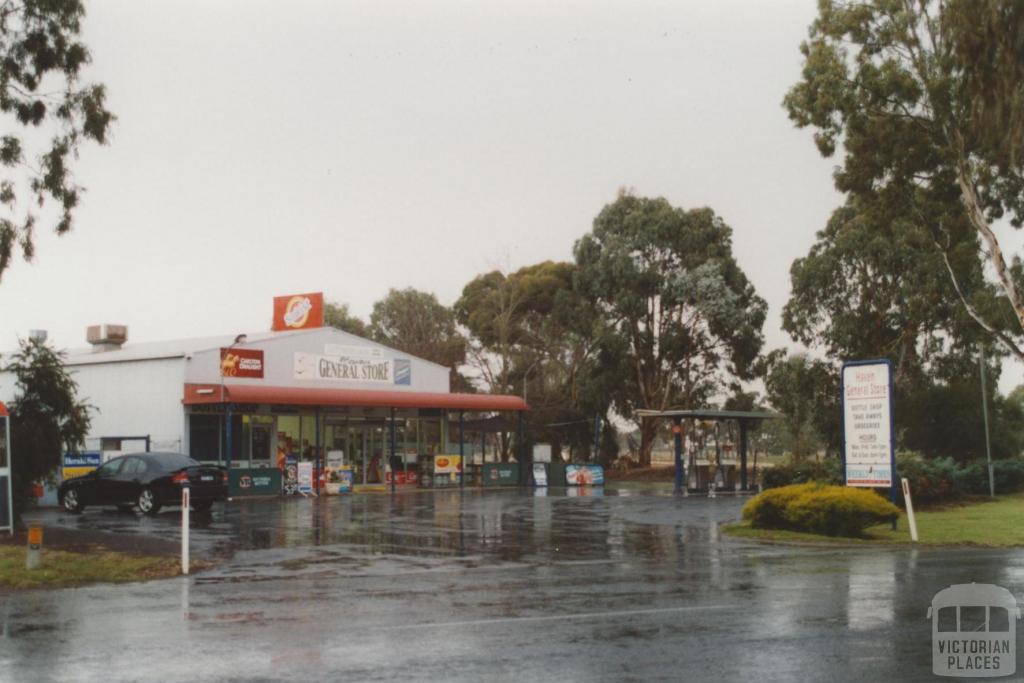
59,330,288,366
183,383,529,412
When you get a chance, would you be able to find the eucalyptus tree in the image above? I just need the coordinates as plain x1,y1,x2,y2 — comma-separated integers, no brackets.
455,261,613,458
369,287,468,390
785,0,1024,358
0,0,114,280
784,197,999,388
574,191,767,466
324,301,368,337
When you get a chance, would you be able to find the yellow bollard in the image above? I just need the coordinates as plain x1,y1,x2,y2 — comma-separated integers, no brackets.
26,525,42,570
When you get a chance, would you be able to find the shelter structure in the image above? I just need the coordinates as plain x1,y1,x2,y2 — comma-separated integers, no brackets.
634,409,782,494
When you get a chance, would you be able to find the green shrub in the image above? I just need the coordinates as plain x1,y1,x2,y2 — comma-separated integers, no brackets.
783,485,900,536
742,482,900,537
896,453,1024,504
896,451,958,505
742,482,820,529
993,460,1024,492
761,457,842,489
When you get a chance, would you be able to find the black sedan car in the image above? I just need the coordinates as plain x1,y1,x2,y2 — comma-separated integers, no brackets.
58,452,228,515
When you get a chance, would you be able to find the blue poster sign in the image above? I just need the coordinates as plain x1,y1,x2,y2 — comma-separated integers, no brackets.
63,451,102,479
63,452,102,468
393,359,411,386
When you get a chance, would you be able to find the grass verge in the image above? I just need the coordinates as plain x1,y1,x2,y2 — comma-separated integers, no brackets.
0,546,184,589
724,492,1024,547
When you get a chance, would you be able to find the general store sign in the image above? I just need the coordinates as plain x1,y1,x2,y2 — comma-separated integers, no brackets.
290,352,409,385
294,352,393,383
841,360,895,488
272,292,324,331
220,348,264,378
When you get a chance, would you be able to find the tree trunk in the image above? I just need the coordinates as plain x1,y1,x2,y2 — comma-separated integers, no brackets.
637,416,658,467
957,165,1024,357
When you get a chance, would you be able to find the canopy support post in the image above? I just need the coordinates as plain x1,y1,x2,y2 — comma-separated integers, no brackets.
459,411,465,489
390,407,397,494
739,420,749,492
673,417,684,495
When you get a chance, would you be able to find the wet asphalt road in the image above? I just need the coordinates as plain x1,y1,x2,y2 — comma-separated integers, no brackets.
2,486,1023,682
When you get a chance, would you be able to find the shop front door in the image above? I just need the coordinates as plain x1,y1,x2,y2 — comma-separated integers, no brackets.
348,425,387,485
349,427,367,485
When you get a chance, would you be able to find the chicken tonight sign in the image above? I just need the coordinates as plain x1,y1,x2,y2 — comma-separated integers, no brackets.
841,359,896,489
220,348,264,379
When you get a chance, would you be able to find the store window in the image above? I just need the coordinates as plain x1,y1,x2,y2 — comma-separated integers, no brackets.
189,414,220,463
219,413,245,467
277,415,300,465
250,415,273,467
419,417,441,455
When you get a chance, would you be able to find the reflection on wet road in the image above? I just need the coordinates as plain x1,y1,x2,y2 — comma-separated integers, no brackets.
2,487,1023,682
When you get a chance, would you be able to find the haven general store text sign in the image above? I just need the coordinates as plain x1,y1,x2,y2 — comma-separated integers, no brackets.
295,351,393,383
841,360,895,488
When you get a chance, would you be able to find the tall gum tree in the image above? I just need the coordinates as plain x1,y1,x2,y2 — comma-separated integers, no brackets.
785,0,1024,359
783,196,1000,387
574,192,767,466
455,262,611,459
0,0,114,280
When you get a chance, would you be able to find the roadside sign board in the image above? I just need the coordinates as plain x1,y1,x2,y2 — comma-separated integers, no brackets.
229,468,282,497
482,463,518,486
565,464,605,486
63,451,102,480
297,461,314,494
841,360,896,489
533,462,548,486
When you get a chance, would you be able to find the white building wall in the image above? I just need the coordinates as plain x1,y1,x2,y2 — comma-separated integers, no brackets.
0,357,187,452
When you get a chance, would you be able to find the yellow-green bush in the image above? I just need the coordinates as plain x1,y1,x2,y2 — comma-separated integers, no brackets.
742,482,820,529
742,483,900,537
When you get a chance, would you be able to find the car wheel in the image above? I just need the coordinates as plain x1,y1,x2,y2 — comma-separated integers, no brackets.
192,500,213,513
62,489,84,514
137,488,161,515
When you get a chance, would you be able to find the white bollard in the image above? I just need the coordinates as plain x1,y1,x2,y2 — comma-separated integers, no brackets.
901,477,919,542
181,486,190,575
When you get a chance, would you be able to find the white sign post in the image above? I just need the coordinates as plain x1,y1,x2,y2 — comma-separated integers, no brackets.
181,486,190,575
841,359,898,513
901,477,918,542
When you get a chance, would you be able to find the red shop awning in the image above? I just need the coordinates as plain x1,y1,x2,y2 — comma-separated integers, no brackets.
183,383,529,412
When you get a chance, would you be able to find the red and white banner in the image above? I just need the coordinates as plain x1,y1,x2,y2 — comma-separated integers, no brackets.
272,292,324,331
220,348,264,378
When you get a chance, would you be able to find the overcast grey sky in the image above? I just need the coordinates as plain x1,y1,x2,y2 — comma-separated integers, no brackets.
1,0,1021,392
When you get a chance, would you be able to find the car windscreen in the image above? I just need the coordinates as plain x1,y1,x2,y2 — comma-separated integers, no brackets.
149,454,202,471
